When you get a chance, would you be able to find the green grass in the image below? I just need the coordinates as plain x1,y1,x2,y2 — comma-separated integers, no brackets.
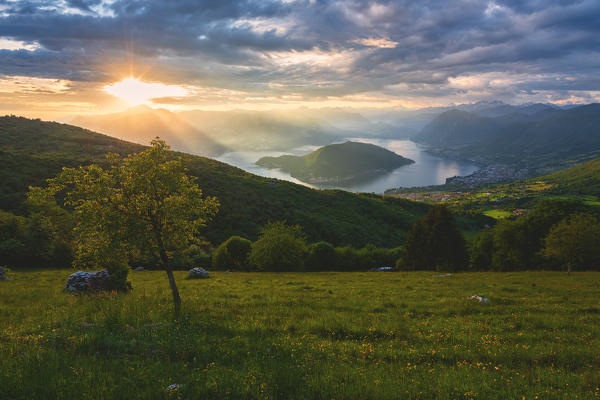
2,270,599,399
482,209,514,220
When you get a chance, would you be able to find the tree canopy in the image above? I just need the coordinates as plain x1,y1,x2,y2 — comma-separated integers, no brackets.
543,213,600,274
29,139,219,313
249,221,307,271
404,205,468,271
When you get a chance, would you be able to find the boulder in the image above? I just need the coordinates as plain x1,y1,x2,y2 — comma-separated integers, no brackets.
65,270,110,293
133,267,145,271
469,295,489,303
188,267,209,279
0,266,9,281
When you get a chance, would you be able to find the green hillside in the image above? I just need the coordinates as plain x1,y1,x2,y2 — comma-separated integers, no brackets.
256,141,413,185
387,157,600,217
542,157,600,196
0,116,432,247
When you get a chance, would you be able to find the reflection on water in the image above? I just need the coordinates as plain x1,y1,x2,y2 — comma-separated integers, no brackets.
214,138,479,194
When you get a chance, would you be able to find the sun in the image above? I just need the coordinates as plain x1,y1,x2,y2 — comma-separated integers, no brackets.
103,77,188,106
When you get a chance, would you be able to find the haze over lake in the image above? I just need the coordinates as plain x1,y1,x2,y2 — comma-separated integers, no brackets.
215,138,479,193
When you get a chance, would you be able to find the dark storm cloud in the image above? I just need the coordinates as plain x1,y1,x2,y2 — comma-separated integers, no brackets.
0,0,598,102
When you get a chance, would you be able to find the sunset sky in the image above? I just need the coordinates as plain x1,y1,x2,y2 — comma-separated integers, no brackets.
1,0,599,119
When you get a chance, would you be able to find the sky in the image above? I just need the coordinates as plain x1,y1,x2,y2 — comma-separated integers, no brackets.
0,0,599,119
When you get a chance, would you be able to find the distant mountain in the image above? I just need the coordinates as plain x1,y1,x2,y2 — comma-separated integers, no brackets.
256,141,414,185
413,103,600,170
178,109,342,151
364,102,559,139
412,109,501,147
455,101,556,117
178,108,401,151
71,106,226,157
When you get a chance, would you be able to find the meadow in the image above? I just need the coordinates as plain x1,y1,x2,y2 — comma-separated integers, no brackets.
1,270,599,399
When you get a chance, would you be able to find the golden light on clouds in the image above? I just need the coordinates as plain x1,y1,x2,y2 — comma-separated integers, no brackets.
103,77,188,106
0,75,70,93
351,37,398,49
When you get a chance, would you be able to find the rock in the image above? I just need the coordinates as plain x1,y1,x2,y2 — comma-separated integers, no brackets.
165,384,182,392
0,266,9,281
188,267,209,279
133,267,145,271
65,270,110,293
369,266,394,271
469,295,489,303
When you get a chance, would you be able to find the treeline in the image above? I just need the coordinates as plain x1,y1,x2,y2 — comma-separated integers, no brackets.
0,210,72,268
209,199,600,273
211,223,403,272
3,199,599,273
469,199,600,271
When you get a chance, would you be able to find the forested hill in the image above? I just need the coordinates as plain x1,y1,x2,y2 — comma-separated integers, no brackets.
0,115,434,247
256,141,413,184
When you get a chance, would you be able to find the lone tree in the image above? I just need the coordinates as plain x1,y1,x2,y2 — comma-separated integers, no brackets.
543,213,600,274
404,205,468,271
29,139,219,315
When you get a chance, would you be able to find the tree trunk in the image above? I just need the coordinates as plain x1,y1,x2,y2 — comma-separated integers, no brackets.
150,214,182,316
155,233,181,316
567,261,572,276
165,267,181,316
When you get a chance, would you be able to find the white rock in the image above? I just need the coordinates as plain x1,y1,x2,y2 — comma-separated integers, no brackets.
65,270,110,292
165,384,182,392
469,295,489,303
188,267,210,279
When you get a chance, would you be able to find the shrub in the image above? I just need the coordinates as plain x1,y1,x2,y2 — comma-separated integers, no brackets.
305,241,336,271
213,236,252,271
249,222,307,271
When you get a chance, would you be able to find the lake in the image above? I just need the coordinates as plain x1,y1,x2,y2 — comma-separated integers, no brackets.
214,138,479,194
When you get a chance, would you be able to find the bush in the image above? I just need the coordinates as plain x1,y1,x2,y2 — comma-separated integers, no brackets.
249,222,307,271
305,241,336,271
105,261,131,292
213,236,252,271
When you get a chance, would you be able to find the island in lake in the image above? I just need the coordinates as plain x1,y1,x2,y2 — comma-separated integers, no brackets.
256,141,414,185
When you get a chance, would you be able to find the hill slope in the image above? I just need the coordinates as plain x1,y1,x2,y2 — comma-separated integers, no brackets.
0,116,432,247
542,157,600,196
256,141,414,185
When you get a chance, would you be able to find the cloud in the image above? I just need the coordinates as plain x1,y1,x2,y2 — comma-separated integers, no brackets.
351,37,397,49
0,0,598,113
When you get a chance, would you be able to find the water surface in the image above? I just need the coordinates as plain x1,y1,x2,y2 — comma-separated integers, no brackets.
214,139,479,193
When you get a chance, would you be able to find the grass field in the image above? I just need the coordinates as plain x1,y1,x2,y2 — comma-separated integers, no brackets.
1,270,599,399
482,209,514,220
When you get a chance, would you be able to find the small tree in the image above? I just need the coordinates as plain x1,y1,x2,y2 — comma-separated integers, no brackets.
249,221,306,271
543,213,600,274
213,236,252,271
404,205,468,271
29,139,219,314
